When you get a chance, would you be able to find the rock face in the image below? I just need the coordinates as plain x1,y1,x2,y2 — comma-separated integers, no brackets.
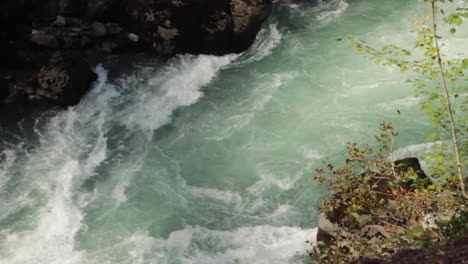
0,0,272,107
123,0,272,55
32,55,97,106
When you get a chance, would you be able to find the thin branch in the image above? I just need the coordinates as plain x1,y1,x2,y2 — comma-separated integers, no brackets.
431,0,466,199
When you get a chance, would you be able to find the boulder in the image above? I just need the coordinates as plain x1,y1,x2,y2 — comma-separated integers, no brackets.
394,157,430,190
128,33,140,43
31,32,59,48
316,214,343,245
394,158,427,179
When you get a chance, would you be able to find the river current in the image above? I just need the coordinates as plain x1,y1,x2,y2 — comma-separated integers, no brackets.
0,0,466,263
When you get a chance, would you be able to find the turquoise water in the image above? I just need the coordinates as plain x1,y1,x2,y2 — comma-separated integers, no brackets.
0,0,466,263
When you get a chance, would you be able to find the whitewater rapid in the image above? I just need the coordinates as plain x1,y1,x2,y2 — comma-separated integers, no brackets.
0,0,466,263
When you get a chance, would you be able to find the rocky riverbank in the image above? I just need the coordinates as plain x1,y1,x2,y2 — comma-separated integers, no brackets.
0,0,271,107
311,123,467,263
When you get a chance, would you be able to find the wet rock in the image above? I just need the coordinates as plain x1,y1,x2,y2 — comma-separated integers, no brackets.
230,0,271,48
34,55,97,106
31,32,59,48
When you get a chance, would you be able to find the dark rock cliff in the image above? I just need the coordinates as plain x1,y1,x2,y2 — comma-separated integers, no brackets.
0,0,272,107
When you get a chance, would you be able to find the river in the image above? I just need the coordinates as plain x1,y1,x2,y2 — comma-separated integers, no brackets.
0,0,466,263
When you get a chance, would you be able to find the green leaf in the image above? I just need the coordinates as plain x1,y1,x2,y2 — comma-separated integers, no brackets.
406,231,414,241
350,212,360,219
413,226,424,234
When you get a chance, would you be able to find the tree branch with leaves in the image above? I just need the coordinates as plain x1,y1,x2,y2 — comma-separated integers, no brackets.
340,0,467,198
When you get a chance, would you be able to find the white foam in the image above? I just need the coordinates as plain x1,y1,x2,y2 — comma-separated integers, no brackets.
187,185,242,205
128,232,160,264
340,81,381,98
249,170,298,192
238,24,282,64
267,205,295,219
316,0,349,24
81,115,107,177
390,141,444,161
378,96,421,111
248,151,317,193
0,66,111,264
0,148,16,189
274,0,302,10
112,177,131,204
123,225,316,264
209,73,293,141
110,154,148,205
2,160,85,264
120,54,237,131
301,146,324,160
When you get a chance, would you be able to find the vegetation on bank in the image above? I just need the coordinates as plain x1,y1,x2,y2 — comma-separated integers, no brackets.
311,0,467,262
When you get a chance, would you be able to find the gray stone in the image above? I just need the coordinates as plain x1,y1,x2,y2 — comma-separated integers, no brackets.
157,26,178,41
54,16,66,27
316,214,342,245
128,33,139,43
